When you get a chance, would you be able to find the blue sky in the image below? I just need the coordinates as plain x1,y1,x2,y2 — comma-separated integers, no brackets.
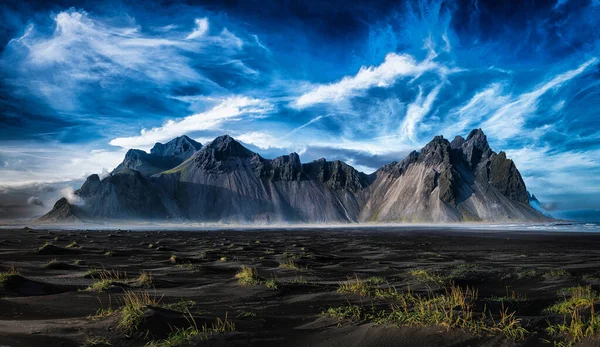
0,0,599,221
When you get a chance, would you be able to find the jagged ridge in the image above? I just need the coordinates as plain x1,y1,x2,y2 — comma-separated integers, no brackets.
39,130,549,224
113,135,202,176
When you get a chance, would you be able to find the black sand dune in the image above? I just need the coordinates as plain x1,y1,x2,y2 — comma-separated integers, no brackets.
1,227,600,346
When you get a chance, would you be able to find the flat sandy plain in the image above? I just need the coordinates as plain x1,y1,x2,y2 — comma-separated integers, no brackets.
2,226,600,346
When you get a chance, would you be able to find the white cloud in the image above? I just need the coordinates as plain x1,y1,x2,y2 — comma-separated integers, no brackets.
440,58,598,142
6,10,255,114
186,17,209,39
237,132,291,150
398,84,442,143
508,146,600,197
0,145,125,186
294,53,447,108
60,186,84,205
482,58,598,140
109,96,274,150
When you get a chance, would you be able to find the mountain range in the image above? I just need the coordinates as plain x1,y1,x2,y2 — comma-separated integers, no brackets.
38,129,549,224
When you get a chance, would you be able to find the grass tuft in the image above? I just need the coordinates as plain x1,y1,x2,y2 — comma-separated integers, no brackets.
338,276,386,297
235,266,261,285
146,313,235,346
546,285,600,344
0,265,20,289
118,290,162,333
65,241,79,249
81,336,112,346
279,259,307,271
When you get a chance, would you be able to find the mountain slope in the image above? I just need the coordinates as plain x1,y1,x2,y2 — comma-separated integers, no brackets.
39,130,549,223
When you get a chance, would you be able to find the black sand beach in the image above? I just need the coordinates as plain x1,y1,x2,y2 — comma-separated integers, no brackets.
2,227,600,346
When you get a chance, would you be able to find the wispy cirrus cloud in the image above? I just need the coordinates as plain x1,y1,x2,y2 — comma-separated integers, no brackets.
294,53,450,108
482,57,599,141
109,96,274,150
186,17,209,39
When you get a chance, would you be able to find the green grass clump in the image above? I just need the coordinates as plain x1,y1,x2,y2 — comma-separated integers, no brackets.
118,290,162,333
338,276,386,297
85,269,130,292
278,259,307,271
164,299,198,313
547,285,598,315
87,279,115,292
322,305,363,326
65,241,79,249
545,269,569,277
328,283,528,341
81,336,112,346
408,269,446,286
235,266,261,285
386,284,480,331
488,288,527,303
265,278,279,290
136,271,153,287
147,313,235,346
0,265,20,289
545,285,600,344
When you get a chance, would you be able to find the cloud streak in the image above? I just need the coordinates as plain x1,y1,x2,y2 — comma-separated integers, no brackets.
109,96,274,149
294,53,448,108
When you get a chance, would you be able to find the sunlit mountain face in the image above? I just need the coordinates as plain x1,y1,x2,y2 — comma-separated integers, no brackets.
0,0,599,221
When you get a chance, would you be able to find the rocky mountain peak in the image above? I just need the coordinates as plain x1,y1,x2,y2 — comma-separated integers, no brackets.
205,135,253,158
460,128,492,169
150,135,202,159
450,136,465,148
420,135,452,165
77,174,101,198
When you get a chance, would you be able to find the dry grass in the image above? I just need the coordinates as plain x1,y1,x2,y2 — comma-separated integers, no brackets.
0,265,20,289
81,336,112,346
118,290,162,333
332,281,528,341
278,259,307,271
338,276,385,297
146,313,235,346
235,266,261,285
546,285,600,344
136,271,153,287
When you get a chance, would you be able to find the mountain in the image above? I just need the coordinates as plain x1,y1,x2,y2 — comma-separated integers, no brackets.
39,130,549,224
361,129,542,222
112,135,202,176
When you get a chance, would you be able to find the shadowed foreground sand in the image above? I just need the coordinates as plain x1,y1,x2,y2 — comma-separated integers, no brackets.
2,227,600,346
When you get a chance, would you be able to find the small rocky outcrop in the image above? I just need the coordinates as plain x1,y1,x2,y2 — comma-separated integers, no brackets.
36,198,81,223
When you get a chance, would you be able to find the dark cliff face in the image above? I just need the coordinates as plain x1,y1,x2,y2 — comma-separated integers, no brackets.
113,136,202,176
40,129,548,223
302,159,370,192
